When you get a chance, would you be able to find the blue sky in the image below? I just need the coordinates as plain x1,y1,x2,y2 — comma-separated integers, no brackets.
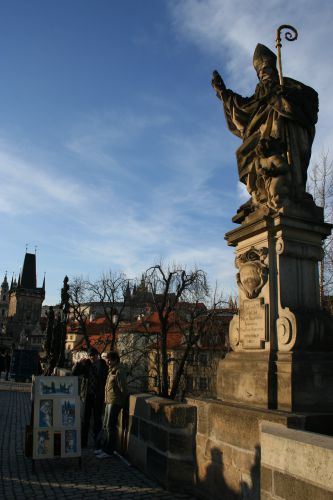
0,0,332,305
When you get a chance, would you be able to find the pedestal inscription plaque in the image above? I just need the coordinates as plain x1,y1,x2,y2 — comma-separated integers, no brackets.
240,298,267,349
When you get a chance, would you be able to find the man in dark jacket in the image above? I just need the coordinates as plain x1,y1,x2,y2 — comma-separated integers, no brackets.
72,347,107,447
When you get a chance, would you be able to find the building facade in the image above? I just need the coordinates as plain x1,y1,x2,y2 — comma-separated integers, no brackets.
0,274,9,334
5,252,45,348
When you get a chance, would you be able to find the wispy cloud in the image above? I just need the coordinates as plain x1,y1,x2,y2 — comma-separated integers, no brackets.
0,139,85,215
64,100,237,224
66,109,171,164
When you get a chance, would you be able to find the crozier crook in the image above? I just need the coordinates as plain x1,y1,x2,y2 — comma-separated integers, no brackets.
275,25,298,86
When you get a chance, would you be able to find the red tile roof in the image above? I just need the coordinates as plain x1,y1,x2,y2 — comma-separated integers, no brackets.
73,333,115,353
70,306,235,352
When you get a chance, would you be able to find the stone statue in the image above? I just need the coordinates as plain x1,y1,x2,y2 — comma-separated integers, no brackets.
211,43,318,214
44,306,55,358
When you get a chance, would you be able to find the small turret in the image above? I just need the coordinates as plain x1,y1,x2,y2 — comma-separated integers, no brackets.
1,273,8,293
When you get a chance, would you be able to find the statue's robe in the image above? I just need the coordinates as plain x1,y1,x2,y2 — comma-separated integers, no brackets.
221,77,318,198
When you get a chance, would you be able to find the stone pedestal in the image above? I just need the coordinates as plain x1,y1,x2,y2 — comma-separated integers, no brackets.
217,209,333,412
276,351,333,412
217,352,276,408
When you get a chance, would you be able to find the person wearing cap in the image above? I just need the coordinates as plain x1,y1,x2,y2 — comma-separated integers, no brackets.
95,351,128,459
72,347,107,447
211,43,318,212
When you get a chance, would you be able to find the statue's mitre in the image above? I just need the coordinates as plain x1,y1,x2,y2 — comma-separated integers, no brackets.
253,44,277,72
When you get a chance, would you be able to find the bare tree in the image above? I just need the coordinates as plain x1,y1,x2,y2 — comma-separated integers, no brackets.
144,263,209,398
170,290,231,400
308,152,333,303
117,321,155,392
88,271,132,352
68,276,93,349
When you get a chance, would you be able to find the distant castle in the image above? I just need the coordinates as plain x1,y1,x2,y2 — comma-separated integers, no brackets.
0,252,45,349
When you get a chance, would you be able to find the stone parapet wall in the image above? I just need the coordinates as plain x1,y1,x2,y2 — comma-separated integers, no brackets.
261,421,333,500
120,394,196,492
121,394,333,499
187,397,306,499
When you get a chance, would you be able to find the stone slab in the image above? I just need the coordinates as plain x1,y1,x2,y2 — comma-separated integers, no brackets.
274,470,333,500
261,421,333,491
128,393,155,419
216,352,276,408
192,398,305,449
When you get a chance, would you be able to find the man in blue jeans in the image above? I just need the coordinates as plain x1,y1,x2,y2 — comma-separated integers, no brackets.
95,351,128,459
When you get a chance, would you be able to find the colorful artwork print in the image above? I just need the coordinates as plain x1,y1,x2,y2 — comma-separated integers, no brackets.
39,399,53,427
61,399,76,426
37,430,51,456
40,378,74,395
64,430,77,454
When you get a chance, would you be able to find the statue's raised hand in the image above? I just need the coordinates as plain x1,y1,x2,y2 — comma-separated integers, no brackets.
211,70,226,97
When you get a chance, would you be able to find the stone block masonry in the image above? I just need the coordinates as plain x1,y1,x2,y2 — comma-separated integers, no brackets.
122,394,333,499
123,394,197,493
261,422,333,499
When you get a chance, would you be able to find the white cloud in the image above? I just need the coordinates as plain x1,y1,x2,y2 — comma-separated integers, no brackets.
64,231,237,296
66,109,171,162
0,141,85,215
237,182,249,203
63,100,238,228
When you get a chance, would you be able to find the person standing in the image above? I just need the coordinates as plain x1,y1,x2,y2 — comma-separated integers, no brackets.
72,347,107,447
4,350,11,381
0,351,4,379
95,351,127,459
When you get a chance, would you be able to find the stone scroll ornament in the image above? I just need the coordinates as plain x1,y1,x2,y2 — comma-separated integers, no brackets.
211,26,319,215
236,247,268,299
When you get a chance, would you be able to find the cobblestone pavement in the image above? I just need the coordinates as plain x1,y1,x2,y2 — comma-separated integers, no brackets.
0,384,196,499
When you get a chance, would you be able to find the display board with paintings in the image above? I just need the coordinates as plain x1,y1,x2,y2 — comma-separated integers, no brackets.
31,376,81,460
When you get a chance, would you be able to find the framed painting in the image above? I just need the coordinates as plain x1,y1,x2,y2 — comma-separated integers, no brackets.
37,399,54,428
62,429,81,457
36,376,78,397
33,429,53,459
60,398,77,427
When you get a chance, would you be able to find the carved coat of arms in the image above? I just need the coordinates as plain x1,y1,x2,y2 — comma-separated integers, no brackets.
236,247,268,299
